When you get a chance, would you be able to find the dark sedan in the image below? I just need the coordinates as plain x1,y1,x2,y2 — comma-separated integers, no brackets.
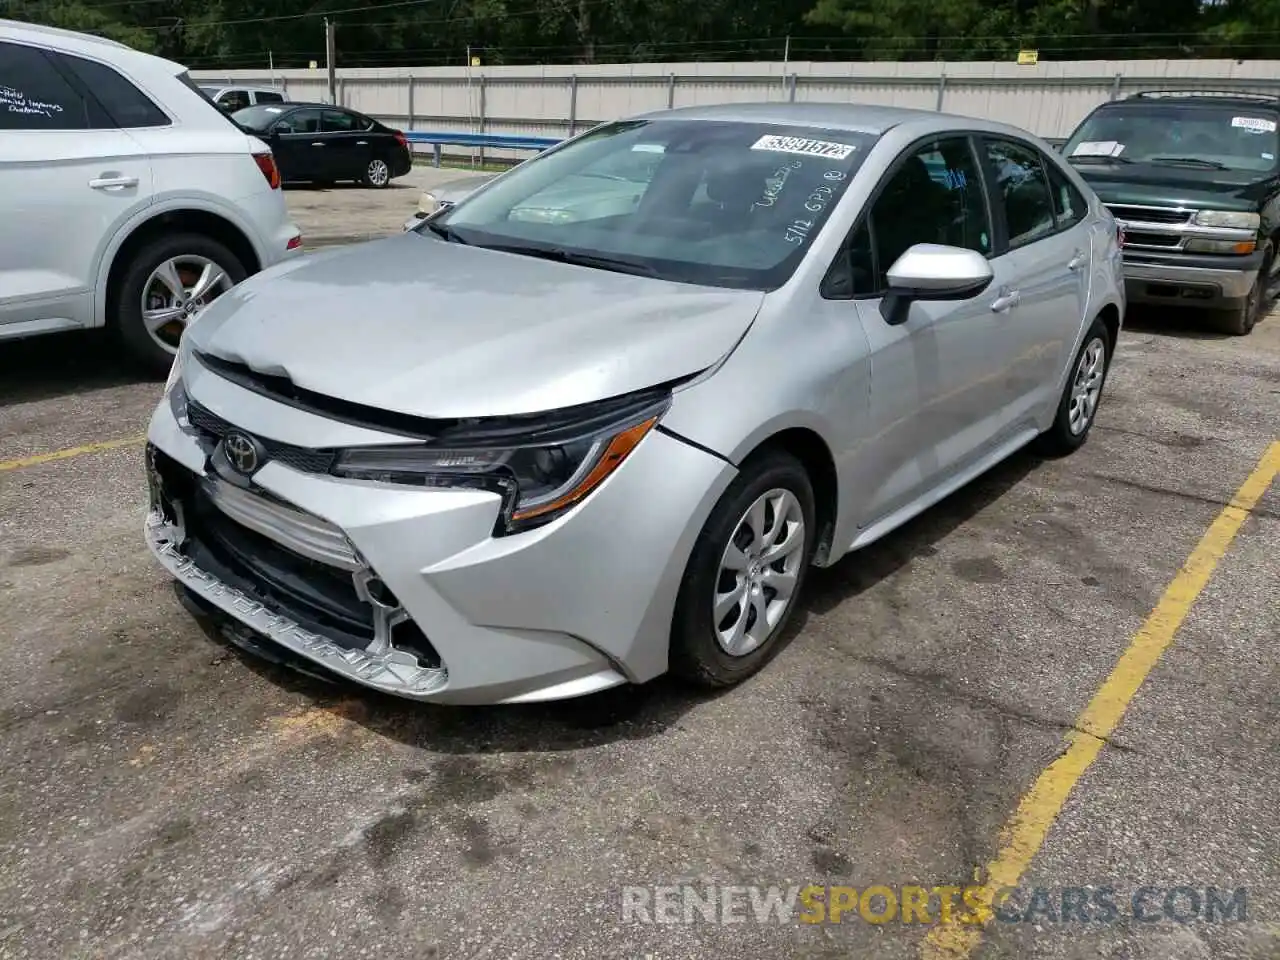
231,102,413,188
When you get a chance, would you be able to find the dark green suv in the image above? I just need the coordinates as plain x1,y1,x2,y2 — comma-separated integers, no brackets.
1062,91,1280,335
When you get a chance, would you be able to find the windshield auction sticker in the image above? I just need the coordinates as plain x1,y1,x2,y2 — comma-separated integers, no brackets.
1232,116,1277,134
1071,140,1125,157
751,135,857,159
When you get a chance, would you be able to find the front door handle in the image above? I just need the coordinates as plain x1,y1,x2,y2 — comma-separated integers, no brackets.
89,175,138,190
1068,251,1087,271
356,140,368,145
990,290,1021,312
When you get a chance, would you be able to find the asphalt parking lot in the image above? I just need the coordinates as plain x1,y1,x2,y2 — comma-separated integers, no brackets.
1,185,1278,958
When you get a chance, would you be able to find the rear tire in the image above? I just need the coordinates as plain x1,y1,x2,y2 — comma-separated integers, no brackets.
363,156,391,188
1034,316,1112,457
114,232,246,378
669,449,816,689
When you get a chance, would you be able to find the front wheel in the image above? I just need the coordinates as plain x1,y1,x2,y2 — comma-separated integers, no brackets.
1213,252,1269,336
114,233,246,377
1034,316,1111,457
363,157,391,188
669,450,816,689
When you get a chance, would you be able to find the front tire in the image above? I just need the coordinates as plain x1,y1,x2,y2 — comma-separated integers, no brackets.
669,449,816,689
114,233,246,377
1034,316,1111,457
1213,248,1269,336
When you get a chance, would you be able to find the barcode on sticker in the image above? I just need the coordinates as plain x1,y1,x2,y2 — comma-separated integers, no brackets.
751,135,856,159
1232,116,1277,134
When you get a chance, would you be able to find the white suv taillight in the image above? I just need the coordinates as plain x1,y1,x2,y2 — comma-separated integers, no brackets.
252,150,281,190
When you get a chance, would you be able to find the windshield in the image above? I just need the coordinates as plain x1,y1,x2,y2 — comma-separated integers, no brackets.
1063,103,1280,172
231,104,289,132
432,119,878,290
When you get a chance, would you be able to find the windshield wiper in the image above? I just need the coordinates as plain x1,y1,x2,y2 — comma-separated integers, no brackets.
480,243,659,277
1068,154,1133,164
423,220,469,244
1150,156,1229,170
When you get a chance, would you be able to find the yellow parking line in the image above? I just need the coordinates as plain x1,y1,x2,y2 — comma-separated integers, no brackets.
0,435,146,473
922,440,1280,960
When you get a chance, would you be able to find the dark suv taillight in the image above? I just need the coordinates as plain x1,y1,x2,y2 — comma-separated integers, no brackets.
253,150,281,189
394,131,408,149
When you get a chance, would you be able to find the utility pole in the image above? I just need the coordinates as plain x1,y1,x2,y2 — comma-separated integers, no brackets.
781,34,790,97
325,18,337,104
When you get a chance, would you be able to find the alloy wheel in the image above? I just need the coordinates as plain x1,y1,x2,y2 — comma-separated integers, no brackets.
1068,335,1106,435
713,487,807,657
140,255,235,354
367,158,390,186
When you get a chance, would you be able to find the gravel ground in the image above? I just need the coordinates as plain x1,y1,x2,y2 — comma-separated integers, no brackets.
0,240,1277,960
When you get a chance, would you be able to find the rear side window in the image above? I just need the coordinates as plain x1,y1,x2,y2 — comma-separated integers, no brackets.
256,90,285,104
54,53,169,128
322,109,359,132
1046,160,1087,229
983,138,1056,249
0,41,95,130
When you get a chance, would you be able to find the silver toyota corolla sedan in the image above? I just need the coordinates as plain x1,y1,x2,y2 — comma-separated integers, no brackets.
144,102,1125,705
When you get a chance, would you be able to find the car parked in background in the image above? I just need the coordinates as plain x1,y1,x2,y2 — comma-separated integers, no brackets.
231,101,412,188
0,19,302,374
403,172,496,231
1062,90,1280,335
145,102,1123,706
198,84,289,113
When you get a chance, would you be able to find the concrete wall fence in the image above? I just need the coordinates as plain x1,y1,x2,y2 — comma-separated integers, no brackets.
192,58,1280,159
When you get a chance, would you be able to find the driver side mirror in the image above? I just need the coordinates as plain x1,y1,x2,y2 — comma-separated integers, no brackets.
880,243,994,326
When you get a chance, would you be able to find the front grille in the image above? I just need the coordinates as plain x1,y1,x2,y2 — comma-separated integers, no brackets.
187,400,336,474
1124,231,1181,247
1107,204,1193,225
186,482,376,649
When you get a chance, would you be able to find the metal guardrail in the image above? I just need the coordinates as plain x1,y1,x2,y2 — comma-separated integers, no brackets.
403,130,560,166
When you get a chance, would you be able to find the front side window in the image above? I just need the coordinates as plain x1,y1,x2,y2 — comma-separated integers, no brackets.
1062,102,1280,173
216,89,251,113
829,137,991,297
0,41,93,130
984,138,1056,249
434,119,879,290
278,108,321,134
54,52,169,128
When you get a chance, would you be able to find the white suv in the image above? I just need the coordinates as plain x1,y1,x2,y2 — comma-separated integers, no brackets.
0,20,303,374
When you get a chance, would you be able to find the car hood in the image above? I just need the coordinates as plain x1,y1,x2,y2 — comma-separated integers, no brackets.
186,234,764,420
1071,161,1275,211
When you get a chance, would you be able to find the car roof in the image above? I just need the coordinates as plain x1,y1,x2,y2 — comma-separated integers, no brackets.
0,17,184,71
1112,91,1280,110
266,101,359,110
202,84,287,93
628,101,1049,141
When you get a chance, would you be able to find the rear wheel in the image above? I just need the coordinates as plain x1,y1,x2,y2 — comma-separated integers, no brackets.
115,233,246,377
1034,316,1111,457
670,450,815,688
363,157,391,188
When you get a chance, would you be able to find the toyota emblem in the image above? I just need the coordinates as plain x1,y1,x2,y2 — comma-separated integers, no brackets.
223,431,261,475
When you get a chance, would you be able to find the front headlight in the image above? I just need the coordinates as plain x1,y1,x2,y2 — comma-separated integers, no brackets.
331,396,668,534
1192,210,1259,230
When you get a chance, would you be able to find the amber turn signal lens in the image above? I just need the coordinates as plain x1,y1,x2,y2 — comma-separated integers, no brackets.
511,417,658,522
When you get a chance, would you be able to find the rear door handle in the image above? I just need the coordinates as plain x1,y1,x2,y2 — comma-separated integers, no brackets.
990,290,1021,312
356,140,368,145
89,176,138,190
1068,251,1087,271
